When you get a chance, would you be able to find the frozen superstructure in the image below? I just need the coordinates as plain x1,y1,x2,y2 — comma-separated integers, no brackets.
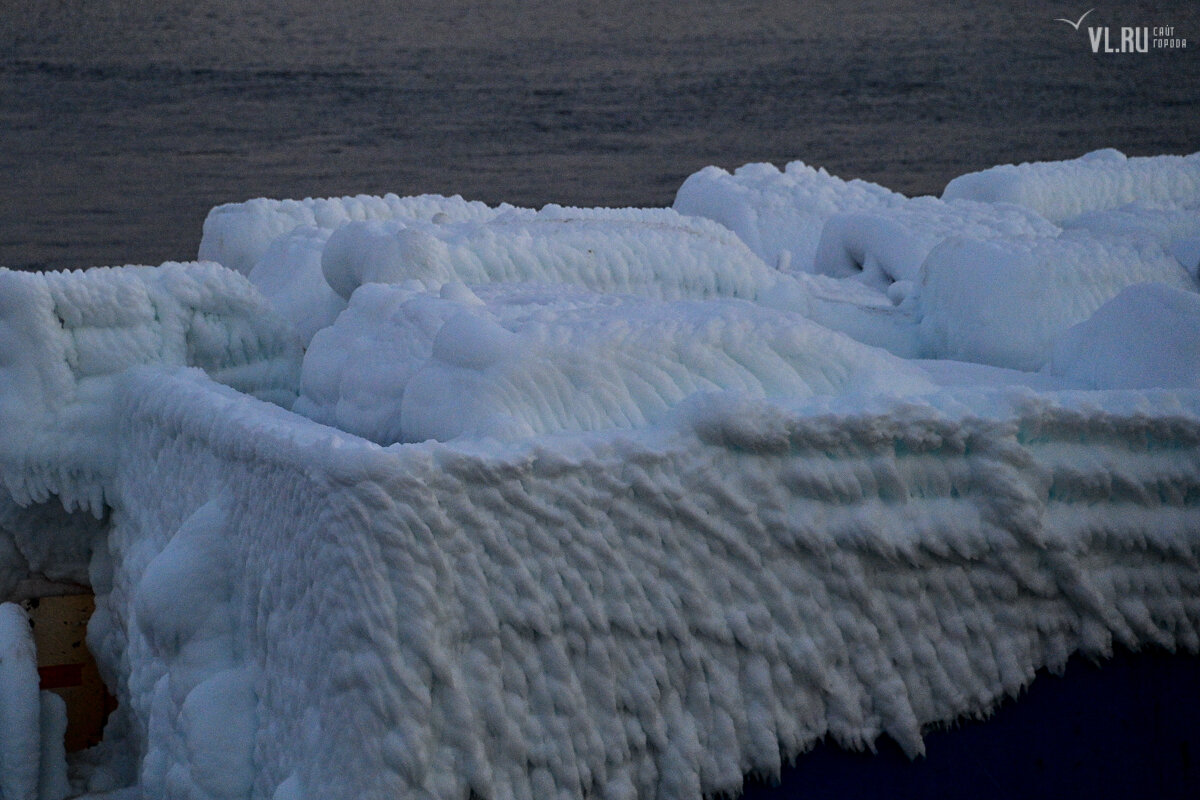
1,150,1199,800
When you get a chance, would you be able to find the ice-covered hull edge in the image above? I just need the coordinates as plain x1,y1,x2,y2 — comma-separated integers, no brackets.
86,369,1200,800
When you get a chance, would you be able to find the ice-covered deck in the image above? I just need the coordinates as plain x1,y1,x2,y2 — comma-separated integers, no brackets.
1,149,1199,800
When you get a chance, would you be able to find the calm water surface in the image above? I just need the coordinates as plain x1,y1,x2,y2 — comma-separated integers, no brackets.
1,0,1197,270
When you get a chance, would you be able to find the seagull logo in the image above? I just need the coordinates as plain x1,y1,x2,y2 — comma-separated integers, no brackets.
1054,8,1094,29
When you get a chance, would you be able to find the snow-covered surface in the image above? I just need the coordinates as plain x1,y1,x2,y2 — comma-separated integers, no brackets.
1061,204,1200,249
246,202,926,357
319,206,782,302
0,602,69,800
0,602,41,799
1174,238,1200,282
812,197,1057,290
672,161,904,273
1047,283,1200,390
1,149,1199,800
918,233,1194,371
942,149,1200,224
298,283,934,444
244,227,345,344
0,263,302,518
199,193,508,276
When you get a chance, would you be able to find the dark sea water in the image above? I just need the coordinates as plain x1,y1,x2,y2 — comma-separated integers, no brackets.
1,0,1197,271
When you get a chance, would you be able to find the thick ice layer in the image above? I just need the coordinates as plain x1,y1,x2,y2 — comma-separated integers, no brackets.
295,283,653,442
315,206,925,358
0,602,68,800
0,263,302,516
396,297,928,440
943,149,1200,224
1175,238,1200,282
132,495,256,800
294,284,465,442
813,197,1058,291
88,369,1200,800
1047,283,1200,390
431,298,929,442
0,602,41,800
6,151,1200,799
672,161,904,272
246,226,347,344
295,282,932,445
319,205,784,302
1062,205,1200,250
199,193,508,276
918,234,1195,371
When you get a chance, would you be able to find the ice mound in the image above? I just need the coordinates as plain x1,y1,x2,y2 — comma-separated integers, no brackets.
131,495,257,800
672,161,904,272
320,205,784,302
918,234,1195,371
1062,205,1200,249
813,196,1058,292
199,193,509,275
245,226,346,343
1047,283,1200,390
943,149,1200,224
294,283,463,442
1062,205,1200,285
0,602,69,800
292,204,922,358
400,297,928,441
0,262,302,515
296,284,933,444
0,601,42,799
1175,238,1200,282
